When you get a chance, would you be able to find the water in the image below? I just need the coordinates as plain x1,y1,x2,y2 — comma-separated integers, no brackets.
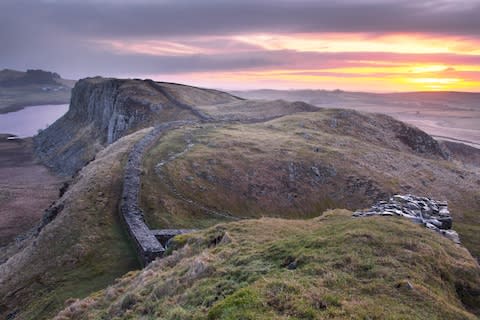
0,104,69,137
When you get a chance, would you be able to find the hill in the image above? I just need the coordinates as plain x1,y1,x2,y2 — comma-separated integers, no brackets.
0,69,75,113
0,78,479,319
54,212,480,319
231,89,480,148
33,78,315,176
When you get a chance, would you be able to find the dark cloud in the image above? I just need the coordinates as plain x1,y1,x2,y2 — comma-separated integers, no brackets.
2,0,480,38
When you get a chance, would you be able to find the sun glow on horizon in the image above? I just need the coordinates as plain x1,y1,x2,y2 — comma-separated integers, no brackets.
99,32,480,92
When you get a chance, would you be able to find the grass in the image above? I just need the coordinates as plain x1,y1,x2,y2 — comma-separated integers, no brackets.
53,210,480,319
140,111,480,259
0,129,149,320
3,105,480,319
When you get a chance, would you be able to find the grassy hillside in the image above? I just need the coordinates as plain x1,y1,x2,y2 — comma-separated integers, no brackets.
54,210,480,319
230,89,480,148
0,129,151,320
140,109,480,258
2,77,479,319
33,77,241,176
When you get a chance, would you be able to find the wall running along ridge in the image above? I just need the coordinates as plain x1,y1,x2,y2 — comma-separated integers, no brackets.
119,120,197,266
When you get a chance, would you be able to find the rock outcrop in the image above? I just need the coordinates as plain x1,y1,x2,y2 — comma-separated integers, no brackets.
354,194,460,243
34,77,240,176
393,124,447,158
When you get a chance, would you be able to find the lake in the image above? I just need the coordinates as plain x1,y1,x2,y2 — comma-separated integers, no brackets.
0,104,69,137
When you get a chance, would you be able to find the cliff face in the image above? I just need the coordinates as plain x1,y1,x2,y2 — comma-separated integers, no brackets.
33,77,239,176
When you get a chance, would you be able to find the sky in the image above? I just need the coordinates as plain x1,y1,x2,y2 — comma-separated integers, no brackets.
1,0,480,92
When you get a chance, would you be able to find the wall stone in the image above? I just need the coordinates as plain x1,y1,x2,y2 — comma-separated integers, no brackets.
119,120,197,266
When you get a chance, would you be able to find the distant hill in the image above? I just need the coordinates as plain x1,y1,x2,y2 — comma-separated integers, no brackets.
231,89,480,148
0,68,75,113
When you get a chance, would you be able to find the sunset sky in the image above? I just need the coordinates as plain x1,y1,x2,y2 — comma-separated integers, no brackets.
1,0,479,92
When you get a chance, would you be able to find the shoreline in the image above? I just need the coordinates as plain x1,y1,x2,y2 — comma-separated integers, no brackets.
433,135,480,150
0,104,69,138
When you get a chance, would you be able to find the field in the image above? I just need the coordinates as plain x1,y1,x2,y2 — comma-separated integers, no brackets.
0,136,63,246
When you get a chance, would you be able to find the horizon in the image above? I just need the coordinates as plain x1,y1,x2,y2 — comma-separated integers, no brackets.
3,67,480,94
1,0,480,92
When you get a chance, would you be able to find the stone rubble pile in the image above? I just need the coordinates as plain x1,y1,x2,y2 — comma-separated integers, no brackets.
353,194,460,244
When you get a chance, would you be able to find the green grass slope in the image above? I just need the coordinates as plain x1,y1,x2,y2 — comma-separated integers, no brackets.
0,129,153,320
54,210,480,320
140,109,480,258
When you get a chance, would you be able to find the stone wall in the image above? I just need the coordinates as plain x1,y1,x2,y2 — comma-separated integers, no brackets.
354,194,460,243
119,120,196,266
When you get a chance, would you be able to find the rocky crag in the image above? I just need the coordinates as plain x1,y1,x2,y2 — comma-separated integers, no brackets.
354,194,460,243
33,77,328,177
33,78,241,176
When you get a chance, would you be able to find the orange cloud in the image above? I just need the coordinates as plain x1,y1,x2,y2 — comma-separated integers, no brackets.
102,32,480,92
233,32,480,55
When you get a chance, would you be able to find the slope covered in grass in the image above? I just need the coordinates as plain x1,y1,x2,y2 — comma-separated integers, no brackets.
55,210,480,320
140,109,480,258
2,77,479,319
0,129,154,320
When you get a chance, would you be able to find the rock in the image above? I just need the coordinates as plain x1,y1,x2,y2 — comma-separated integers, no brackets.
330,118,338,128
353,194,460,244
437,217,452,229
6,310,19,320
441,230,461,244
395,123,447,158
380,211,395,216
396,280,414,290
219,232,233,245
287,260,298,270
33,77,234,176
439,208,450,216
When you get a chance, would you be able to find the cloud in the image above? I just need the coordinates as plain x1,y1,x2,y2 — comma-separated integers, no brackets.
2,0,480,38
0,0,479,88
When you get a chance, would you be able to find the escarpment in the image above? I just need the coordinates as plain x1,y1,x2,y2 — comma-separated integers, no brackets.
33,78,241,176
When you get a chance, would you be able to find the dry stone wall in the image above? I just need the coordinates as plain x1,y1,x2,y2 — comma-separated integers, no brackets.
120,120,197,266
354,194,460,243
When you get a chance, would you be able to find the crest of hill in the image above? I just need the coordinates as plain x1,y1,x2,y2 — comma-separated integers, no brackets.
33,77,318,176
139,109,479,256
33,77,242,176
